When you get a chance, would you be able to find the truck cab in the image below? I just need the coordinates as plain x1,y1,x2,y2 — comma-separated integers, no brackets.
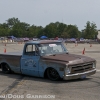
21,40,68,80
21,41,41,77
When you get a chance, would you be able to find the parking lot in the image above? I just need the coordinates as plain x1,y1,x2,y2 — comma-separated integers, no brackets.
0,42,100,100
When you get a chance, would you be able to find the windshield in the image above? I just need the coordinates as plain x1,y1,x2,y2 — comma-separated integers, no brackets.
38,42,68,56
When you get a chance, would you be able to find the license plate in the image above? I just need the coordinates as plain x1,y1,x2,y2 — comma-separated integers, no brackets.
81,74,86,79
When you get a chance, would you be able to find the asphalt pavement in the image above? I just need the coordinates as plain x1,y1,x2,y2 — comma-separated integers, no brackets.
0,42,100,100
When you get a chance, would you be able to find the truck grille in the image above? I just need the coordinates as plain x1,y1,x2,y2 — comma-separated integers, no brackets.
71,63,93,74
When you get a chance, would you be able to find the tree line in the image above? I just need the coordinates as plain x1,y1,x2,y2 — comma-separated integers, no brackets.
0,17,98,39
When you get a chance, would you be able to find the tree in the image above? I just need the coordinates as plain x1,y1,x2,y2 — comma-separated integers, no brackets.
9,22,30,37
66,25,80,38
83,21,98,39
6,17,20,28
28,25,43,38
43,22,67,38
44,22,58,38
0,23,9,36
2,17,98,39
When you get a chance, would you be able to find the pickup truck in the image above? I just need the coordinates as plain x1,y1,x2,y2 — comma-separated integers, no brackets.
0,40,96,81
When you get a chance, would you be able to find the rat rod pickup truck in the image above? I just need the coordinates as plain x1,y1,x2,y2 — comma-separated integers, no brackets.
0,40,96,81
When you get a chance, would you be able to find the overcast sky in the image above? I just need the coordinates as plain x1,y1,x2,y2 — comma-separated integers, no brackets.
0,0,100,30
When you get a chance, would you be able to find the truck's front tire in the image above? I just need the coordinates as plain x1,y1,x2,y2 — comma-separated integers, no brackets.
1,64,11,74
47,68,60,81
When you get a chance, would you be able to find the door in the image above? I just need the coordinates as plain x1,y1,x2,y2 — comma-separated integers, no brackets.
21,44,40,77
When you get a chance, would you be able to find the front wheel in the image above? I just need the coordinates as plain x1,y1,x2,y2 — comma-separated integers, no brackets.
1,64,11,74
47,68,60,81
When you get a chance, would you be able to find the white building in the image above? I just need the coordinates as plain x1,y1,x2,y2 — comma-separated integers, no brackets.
97,30,100,39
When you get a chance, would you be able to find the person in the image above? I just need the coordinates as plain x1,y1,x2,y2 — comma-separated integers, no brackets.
75,40,78,46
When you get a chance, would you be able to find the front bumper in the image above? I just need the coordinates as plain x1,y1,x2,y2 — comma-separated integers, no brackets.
63,69,96,80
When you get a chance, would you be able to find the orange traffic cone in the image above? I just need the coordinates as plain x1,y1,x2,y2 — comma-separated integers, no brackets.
4,48,6,53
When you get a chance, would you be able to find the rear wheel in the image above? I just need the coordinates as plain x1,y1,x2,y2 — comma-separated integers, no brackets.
47,68,60,81
1,64,11,74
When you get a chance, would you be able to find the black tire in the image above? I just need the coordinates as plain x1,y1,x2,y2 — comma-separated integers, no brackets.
1,64,11,74
47,68,60,81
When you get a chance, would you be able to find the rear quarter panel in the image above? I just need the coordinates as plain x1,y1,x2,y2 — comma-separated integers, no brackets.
0,54,22,73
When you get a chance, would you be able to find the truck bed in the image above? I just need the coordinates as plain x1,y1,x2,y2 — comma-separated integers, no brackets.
0,52,22,73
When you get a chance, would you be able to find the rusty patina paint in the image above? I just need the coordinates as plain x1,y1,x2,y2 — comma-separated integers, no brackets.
0,54,21,67
41,53,95,66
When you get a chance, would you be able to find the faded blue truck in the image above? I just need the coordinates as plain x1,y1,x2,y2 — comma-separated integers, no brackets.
0,40,96,80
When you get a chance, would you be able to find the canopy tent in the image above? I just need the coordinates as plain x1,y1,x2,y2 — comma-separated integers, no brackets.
80,38,84,41
7,35,16,39
70,38,76,41
40,36,48,39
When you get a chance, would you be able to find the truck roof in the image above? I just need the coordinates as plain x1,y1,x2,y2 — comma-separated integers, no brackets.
26,40,62,44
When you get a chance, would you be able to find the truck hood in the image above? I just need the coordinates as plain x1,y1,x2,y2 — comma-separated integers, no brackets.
41,53,95,65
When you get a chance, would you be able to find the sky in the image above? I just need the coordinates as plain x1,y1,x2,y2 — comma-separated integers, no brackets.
0,0,100,31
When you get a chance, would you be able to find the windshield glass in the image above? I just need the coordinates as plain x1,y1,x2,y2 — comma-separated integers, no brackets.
38,42,68,56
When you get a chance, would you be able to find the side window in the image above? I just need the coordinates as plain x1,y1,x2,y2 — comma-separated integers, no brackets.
24,44,39,56
26,45,34,52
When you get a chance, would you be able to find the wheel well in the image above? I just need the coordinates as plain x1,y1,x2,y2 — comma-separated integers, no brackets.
0,62,12,74
0,63,1,68
44,68,49,78
0,63,9,68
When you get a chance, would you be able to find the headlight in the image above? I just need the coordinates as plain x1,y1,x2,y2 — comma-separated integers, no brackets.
67,68,70,74
93,61,96,68
65,66,71,74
